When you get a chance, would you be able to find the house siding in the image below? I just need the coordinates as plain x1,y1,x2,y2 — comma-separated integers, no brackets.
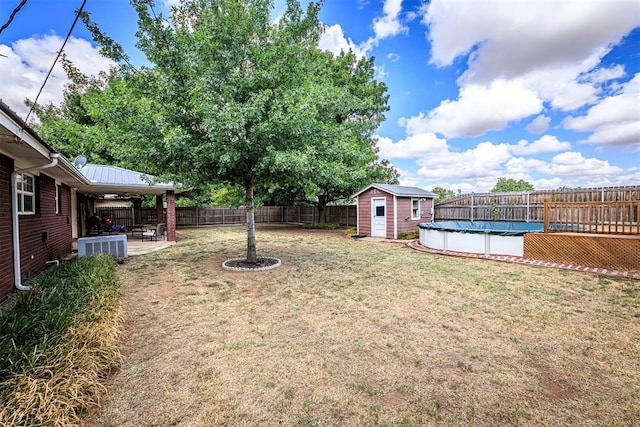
0,154,14,301
396,198,433,234
18,173,73,284
357,187,395,238
356,186,434,239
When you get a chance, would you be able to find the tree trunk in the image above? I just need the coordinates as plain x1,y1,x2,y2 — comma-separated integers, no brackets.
316,195,326,223
245,180,257,264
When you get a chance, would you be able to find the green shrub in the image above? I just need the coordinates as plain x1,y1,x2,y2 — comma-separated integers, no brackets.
397,230,419,240
0,254,122,426
303,222,341,230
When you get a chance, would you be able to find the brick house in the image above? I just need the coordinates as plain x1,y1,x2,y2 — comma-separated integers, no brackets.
353,184,437,239
0,101,176,302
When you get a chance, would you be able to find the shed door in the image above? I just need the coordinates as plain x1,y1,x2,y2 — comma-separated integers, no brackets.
371,198,386,238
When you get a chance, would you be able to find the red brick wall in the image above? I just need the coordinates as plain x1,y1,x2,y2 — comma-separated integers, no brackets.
166,190,176,241
0,154,15,302
18,173,73,285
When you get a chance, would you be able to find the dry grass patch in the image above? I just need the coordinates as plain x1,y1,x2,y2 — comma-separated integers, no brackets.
0,255,122,426
92,225,639,426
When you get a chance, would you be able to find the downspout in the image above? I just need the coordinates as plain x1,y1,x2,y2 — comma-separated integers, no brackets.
11,153,60,291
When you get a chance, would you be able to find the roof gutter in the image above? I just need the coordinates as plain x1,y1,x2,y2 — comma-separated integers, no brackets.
12,153,60,291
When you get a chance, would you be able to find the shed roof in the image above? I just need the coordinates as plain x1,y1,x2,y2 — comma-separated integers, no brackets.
353,183,437,198
78,164,175,196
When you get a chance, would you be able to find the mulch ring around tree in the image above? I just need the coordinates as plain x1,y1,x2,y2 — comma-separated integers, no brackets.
222,257,281,272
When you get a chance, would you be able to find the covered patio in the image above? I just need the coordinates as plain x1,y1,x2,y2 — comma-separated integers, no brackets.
75,164,178,242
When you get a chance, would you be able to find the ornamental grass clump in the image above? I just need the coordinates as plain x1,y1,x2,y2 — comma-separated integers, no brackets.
0,254,123,426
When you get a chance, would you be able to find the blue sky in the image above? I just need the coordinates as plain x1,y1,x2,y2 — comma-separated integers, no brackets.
1,0,638,193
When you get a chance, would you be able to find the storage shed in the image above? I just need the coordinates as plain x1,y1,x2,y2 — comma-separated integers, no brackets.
353,184,437,239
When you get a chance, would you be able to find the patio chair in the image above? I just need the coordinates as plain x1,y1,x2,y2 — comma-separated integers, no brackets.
142,223,166,241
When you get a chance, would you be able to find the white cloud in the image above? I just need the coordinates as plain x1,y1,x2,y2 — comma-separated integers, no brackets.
374,65,389,80
511,135,571,155
378,130,637,191
387,52,400,62
563,73,640,150
0,34,115,119
372,0,406,40
360,0,408,53
582,64,626,85
525,115,551,133
537,151,623,177
419,0,639,121
399,79,543,138
375,133,448,159
319,24,367,58
321,1,408,59
416,141,512,180
422,0,639,82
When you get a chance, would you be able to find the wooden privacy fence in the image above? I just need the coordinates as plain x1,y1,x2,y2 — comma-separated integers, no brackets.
544,201,640,235
435,185,640,223
96,205,357,228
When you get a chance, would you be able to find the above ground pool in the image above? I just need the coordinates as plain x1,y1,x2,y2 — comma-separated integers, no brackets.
417,221,544,257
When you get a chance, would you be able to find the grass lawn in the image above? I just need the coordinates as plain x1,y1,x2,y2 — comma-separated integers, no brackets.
91,225,639,426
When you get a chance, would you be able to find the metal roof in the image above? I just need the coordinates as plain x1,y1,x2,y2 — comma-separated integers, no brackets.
78,164,175,195
353,183,437,198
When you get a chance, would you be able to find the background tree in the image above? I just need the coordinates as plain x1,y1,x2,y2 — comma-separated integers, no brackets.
491,177,535,193
431,186,456,204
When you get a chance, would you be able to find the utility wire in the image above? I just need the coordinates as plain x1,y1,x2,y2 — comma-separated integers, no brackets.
0,0,27,36
24,0,87,124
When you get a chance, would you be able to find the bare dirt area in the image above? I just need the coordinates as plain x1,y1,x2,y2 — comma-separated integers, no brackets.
89,225,639,426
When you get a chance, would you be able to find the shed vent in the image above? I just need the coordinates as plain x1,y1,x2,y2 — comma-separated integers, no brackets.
77,235,128,259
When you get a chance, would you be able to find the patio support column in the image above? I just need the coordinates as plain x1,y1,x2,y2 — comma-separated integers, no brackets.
155,195,164,224
166,190,176,241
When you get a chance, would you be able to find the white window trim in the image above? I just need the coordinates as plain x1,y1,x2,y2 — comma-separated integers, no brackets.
411,198,421,220
16,172,35,215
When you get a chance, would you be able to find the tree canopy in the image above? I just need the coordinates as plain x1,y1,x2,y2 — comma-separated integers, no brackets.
491,178,535,193
431,186,456,204
32,0,396,262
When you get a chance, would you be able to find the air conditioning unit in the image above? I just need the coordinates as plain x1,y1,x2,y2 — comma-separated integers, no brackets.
77,235,128,259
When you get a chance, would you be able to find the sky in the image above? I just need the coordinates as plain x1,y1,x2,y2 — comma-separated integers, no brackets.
1,0,639,193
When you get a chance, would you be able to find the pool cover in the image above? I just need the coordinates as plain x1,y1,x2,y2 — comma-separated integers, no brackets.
417,221,544,236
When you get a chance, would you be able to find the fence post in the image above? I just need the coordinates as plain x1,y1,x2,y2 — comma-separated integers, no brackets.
470,194,474,222
267,206,270,224
298,207,301,223
526,192,530,223
222,207,226,225
543,201,549,233
196,207,199,228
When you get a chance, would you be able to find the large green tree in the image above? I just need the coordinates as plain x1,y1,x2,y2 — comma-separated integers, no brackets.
264,51,396,222
121,0,333,263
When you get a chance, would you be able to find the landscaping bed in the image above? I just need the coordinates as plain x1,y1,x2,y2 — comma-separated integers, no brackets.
0,255,122,426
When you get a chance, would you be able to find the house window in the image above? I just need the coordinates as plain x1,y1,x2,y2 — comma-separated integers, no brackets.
411,198,420,220
55,184,62,214
16,173,35,214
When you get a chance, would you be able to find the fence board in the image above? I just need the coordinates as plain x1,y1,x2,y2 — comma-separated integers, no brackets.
435,185,640,226
96,205,356,228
